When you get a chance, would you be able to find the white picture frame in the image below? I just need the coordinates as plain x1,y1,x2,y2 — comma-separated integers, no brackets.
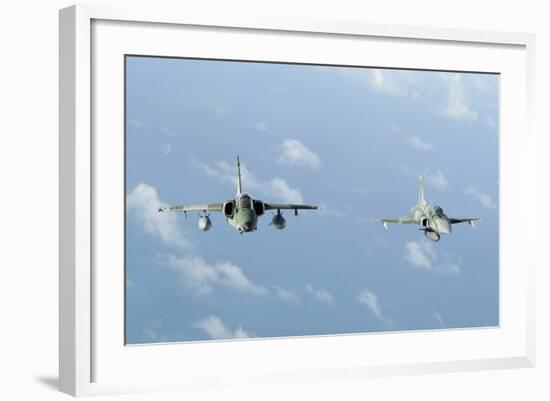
59,4,536,397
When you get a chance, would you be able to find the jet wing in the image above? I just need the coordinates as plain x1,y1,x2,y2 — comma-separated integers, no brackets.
264,203,318,211
449,217,479,225
378,218,417,225
158,203,223,213
377,218,418,230
264,203,318,216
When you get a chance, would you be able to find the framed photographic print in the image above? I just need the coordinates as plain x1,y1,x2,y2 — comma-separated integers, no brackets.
59,4,536,396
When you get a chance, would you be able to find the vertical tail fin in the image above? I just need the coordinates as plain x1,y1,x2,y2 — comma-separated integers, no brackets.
236,156,242,195
418,174,426,207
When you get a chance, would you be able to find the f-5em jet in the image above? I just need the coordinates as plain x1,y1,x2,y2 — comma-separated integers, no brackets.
377,175,479,241
158,157,318,233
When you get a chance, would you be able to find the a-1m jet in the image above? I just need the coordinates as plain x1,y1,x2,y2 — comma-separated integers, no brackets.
377,175,479,241
158,157,318,233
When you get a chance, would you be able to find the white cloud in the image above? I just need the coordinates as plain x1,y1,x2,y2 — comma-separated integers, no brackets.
194,160,239,187
404,241,461,274
305,284,334,304
127,183,190,249
143,328,169,343
272,286,301,304
405,241,434,269
466,187,497,209
277,138,321,169
160,143,172,155
162,254,267,296
142,318,168,342
357,289,393,327
407,136,433,151
143,328,161,342
317,203,350,218
333,67,422,99
471,76,499,99
391,164,447,191
161,253,307,305
440,74,478,122
193,159,305,204
439,263,461,275
431,311,446,328
194,316,250,340
268,178,304,204
424,170,448,191
253,121,268,131
357,290,382,319
369,69,407,96
161,127,176,137
128,119,145,129
216,262,267,294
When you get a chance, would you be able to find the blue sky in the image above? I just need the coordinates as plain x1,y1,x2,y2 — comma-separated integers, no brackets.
125,56,499,344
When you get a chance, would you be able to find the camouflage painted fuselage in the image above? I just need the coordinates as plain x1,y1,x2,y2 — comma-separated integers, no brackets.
410,203,452,235
378,174,477,241
158,157,318,234
227,193,258,233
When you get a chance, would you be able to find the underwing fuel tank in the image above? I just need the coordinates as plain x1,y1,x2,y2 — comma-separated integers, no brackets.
198,216,212,231
271,213,286,230
424,230,440,241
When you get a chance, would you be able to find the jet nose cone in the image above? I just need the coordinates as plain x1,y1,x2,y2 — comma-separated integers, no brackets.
242,222,253,232
438,219,452,235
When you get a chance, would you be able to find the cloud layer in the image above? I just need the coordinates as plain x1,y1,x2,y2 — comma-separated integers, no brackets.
404,241,434,269
357,290,383,319
337,68,417,97
277,138,321,169
162,254,267,296
357,289,393,327
467,187,497,209
127,183,190,249
194,159,305,204
404,241,461,274
407,136,433,151
440,74,478,122
305,284,334,304
273,286,301,304
424,170,448,191
431,311,446,328
268,177,304,204
369,69,409,96
194,315,250,340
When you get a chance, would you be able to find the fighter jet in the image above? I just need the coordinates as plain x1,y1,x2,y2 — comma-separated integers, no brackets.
377,175,479,241
158,157,318,233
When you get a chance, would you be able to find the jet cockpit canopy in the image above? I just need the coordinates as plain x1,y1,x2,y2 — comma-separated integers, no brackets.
238,194,252,209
